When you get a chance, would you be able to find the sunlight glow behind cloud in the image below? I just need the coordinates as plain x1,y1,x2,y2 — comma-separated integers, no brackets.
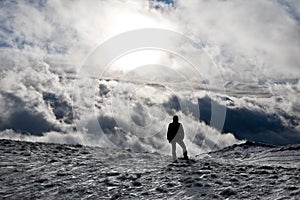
0,0,299,151
0,0,299,81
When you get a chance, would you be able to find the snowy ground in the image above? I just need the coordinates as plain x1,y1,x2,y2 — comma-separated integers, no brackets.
0,139,299,199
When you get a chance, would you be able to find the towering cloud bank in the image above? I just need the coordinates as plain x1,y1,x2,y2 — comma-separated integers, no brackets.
0,0,299,153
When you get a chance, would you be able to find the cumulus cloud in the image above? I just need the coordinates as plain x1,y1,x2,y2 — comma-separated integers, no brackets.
173,0,300,81
0,0,176,71
0,0,299,153
1,0,299,80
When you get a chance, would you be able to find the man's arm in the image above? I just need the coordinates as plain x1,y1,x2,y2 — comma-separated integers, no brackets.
179,124,184,139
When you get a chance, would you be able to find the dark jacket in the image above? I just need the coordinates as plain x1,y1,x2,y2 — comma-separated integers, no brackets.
167,122,184,142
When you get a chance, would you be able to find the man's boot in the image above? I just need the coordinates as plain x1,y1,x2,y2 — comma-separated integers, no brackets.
183,151,189,160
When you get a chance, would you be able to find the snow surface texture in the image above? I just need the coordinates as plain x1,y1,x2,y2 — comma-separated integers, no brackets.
0,139,299,199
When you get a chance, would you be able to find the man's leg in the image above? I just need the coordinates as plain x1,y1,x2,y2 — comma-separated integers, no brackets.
178,140,188,159
171,142,177,161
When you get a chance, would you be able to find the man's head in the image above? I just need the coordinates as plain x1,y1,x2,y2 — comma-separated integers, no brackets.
173,115,179,123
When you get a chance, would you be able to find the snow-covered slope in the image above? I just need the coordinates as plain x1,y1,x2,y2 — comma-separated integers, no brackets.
1,139,299,199
208,141,300,168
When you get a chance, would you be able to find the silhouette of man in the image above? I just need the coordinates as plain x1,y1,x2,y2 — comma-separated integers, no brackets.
167,115,188,162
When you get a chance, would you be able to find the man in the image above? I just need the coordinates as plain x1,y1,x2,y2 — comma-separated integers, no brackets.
167,115,188,162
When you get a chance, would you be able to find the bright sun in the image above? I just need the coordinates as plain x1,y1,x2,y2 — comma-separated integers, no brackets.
109,50,164,72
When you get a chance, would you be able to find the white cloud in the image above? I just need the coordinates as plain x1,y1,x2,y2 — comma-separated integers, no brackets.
1,0,299,81
0,0,299,152
173,0,300,81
